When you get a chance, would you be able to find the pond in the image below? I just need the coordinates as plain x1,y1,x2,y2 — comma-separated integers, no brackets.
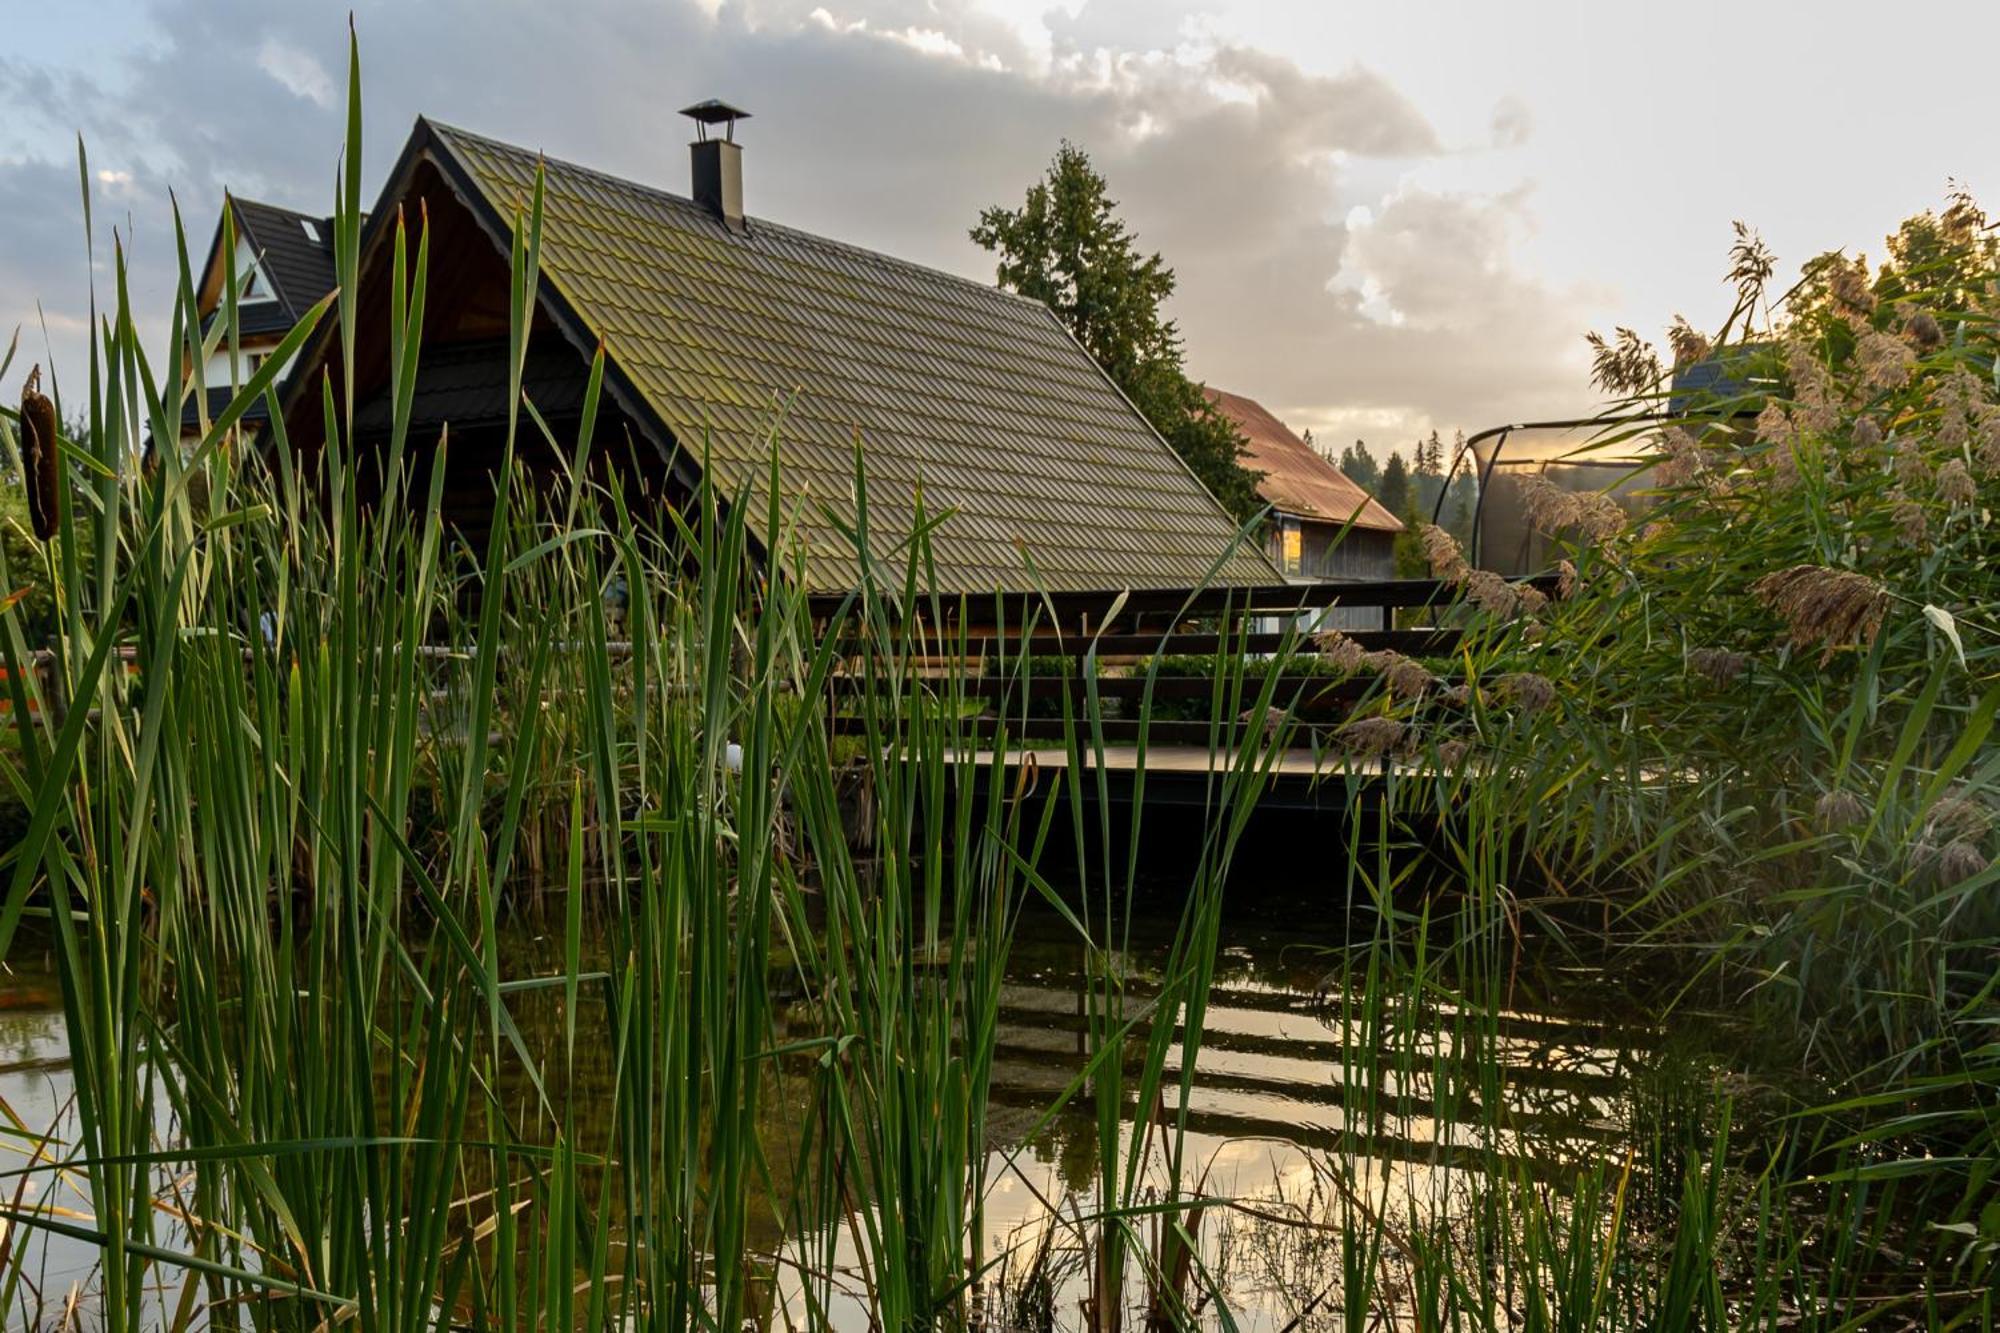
0,876,1696,1331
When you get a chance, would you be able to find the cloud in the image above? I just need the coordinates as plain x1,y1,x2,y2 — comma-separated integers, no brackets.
0,0,1609,452
256,37,336,108
1489,94,1531,149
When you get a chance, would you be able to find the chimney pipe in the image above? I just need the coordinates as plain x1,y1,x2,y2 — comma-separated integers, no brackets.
680,99,750,234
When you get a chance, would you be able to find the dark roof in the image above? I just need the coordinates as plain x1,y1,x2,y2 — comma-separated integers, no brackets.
179,386,272,431
1669,343,1777,416
417,120,1276,593
197,198,340,341
228,198,338,321
1205,388,1402,533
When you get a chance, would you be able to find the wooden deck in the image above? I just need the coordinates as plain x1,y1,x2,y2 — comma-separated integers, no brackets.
949,743,1415,814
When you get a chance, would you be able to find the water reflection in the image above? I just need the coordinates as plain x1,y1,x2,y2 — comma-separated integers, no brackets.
0,894,1667,1329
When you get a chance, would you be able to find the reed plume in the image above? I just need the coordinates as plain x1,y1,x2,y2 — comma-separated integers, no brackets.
1750,565,1888,662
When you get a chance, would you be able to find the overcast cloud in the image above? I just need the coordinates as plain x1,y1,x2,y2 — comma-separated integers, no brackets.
5,1,1999,456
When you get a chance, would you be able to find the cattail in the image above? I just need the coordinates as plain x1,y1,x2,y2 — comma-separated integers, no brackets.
1856,330,1914,391
1750,564,1888,663
1419,524,1469,584
1313,629,1365,673
1336,716,1407,757
1497,672,1556,713
1440,683,1472,708
18,365,59,541
1851,416,1883,453
1938,839,1990,883
1436,737,1473,772
1688,647,1749,686
1815,788,1866,830
1904,310,1943,351
1514,584,1548,616
1556,559,1577,600
1889,493,1927,547
1936,458,1975,506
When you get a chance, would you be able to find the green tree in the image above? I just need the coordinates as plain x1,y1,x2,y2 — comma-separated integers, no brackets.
1411,429,1446,522
972,143,1264,521
1376,449,1410,518
1339,441,1379,493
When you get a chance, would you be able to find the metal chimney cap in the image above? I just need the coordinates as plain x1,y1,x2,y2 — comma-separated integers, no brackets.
679,100,751,141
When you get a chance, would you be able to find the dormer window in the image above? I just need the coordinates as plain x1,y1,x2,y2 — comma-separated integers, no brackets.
299,219,319,243
229,231,277,304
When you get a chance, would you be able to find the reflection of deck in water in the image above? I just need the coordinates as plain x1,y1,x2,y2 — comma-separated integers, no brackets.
982,965,1651,1187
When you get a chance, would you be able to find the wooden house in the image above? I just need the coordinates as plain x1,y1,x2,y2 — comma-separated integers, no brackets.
185,197,342,438
249,104,1276,596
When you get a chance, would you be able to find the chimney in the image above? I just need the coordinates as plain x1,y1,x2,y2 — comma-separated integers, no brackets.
680,99,751,234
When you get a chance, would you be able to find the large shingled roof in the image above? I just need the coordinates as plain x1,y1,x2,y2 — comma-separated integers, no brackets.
423,120,1277,593
1206,388,1402,534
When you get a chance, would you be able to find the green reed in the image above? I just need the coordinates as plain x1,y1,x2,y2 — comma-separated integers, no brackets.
0,29,1304,1331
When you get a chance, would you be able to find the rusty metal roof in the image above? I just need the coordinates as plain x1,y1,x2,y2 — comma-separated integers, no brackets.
425,121,1279,594
1205,388,1403,534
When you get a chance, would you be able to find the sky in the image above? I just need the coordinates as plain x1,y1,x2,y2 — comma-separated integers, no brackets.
4,0,1999,457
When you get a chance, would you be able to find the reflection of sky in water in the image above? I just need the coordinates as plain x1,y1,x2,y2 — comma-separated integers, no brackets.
0,902,1662,1330
0,948,95,1303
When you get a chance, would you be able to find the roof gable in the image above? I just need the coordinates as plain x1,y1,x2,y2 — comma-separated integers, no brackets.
1205,388,1402,534
421,120,1276,593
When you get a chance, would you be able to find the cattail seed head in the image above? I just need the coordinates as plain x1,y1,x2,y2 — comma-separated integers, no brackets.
18,365,59,542
1851,417,1883,452
1436,737,1473,772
